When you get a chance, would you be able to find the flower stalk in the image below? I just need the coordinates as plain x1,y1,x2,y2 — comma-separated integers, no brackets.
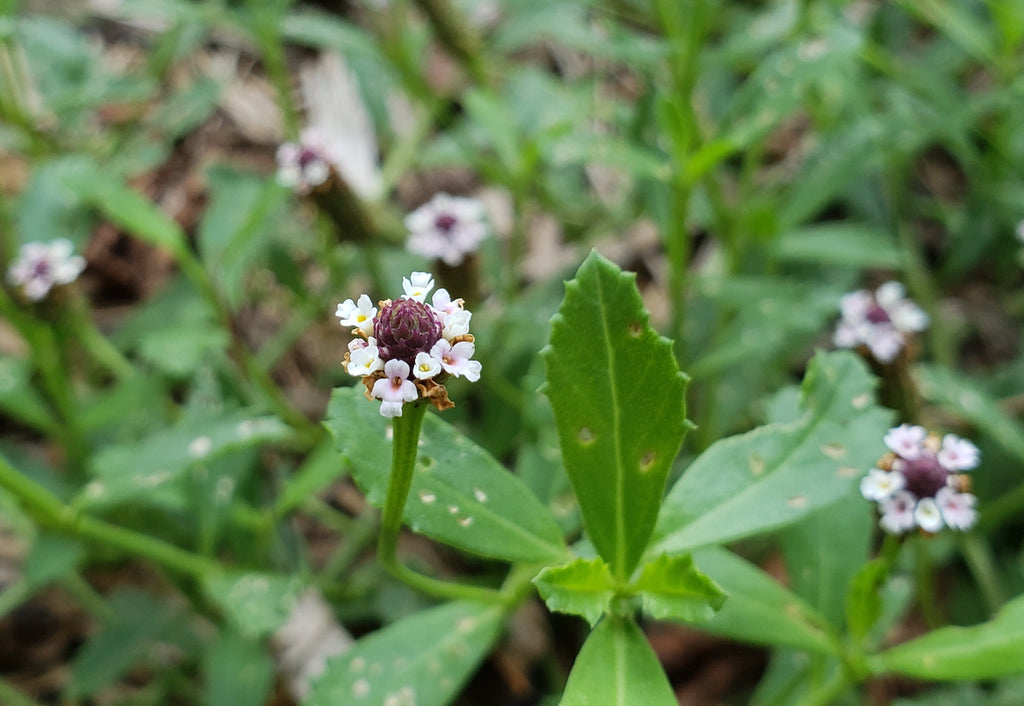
376,400,505,604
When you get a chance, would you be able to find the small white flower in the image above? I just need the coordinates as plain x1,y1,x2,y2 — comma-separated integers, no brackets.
336,294,377,337
833,281,927,363
402,272,435,302
879,491,918,534
347,344,384,376
276,127,337,195
884,424,927,460
938,434,979,471
860,468,905,501
913,497,944,533
430,339,481,381
412,351,442,380
936,487,977,531
371,359,419,417
431,288,462,315
7,239,86,301
405,193,488,266
442,309,472,339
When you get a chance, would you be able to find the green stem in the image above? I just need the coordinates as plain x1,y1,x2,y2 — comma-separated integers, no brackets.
958,532,1005,614
0,455,221,579
912,535,942,628
377,401,505,604
67,294,134,381
411,0,489,86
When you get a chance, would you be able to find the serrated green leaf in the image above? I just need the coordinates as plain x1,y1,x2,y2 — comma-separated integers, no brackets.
68,589,180,698
307,601,504,706
543,251,689,579
533,558,617,627
201,572,302,640
560,616,676,706
202,628,274,706
632,554,725,623
325,387,567,564
871,593,1024,680
684,546,836,653
652,350,892,553
81,410,288,509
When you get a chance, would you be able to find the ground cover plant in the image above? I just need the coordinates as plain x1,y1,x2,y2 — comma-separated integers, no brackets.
1,0,1024,704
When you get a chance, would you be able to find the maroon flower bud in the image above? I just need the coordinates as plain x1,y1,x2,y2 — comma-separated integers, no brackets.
374,298,443,366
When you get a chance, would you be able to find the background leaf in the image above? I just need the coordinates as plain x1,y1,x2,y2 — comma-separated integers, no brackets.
533,557,617,627
543,250,689,579
325,387,568,564
652,350,892,553
559,616,677,706
201,571,303,641
306,601,505,706
202,628,275,706
683,546,838,653
871,593,1024,680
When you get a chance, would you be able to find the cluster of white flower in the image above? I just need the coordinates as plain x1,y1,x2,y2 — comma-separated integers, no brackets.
276,128,340,195
861,424,979,534
6,239,85,301
834,282,928,363
404,193,489,266
336,272,481,417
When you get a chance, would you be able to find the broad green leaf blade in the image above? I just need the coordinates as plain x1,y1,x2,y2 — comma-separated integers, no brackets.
543,251,689,579
779,492,873,628
652,350,891,553
560,616,676,706
325,387,567,564
774,223,903,269
632,554,726,623
68,589,180,698
307,601,505,706
23,533,84,589
684,546,837,653
0,356,58,434
871,593,1024,680
202,572,303,640
202,629,275,706
533,558,617,627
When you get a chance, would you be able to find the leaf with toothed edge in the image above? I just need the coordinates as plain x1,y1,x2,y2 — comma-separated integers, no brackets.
325,387,568,564
542,251,690,580
307,601,505,706
533,557,617,627
650,350,892,555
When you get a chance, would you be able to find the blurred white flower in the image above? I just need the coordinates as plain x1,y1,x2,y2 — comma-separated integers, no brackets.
7,239,85,301
276,127,337,194
834,281,928,363
405,193,489,266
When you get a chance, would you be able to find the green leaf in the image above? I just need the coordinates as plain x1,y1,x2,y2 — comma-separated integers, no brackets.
871,593,1024,680
201,571,303,640
197,167,287,307
779,492,873,628
917,364,1024,464
560,616,676,706
632,554,726,623
68,589,180,698
533,558,617,627
273,438,346,516
81,409,289,509
683,546,837,653
543,251,689,579
324,387,567,564
774,223,904,269
23,533,84,589
202,628,274,706
652,350,892,553
307,601,505,706
0,356,58,434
